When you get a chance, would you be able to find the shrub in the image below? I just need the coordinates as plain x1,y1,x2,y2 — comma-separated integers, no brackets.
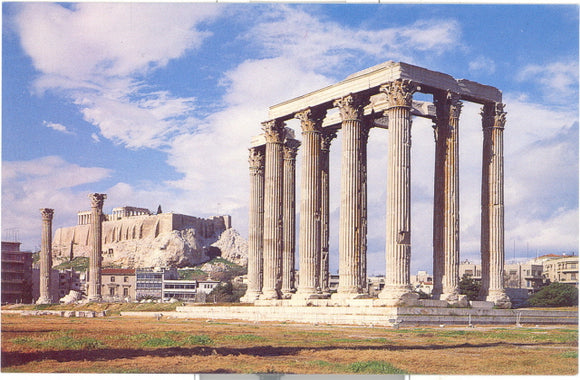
459,274,481,301
528,282,578,307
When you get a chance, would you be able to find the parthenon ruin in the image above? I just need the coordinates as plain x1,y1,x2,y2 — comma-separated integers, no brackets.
242,61,512,309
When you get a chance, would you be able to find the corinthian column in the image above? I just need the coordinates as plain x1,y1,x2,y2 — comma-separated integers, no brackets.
378,80,419,305
320,128,337,294
281,139,300,298
333,94,366,299
37,208,54,304
433,92,467,306
241,147,265,302
88,193,106,302
480,103,511,308
295,107,326,299
260,120,286,300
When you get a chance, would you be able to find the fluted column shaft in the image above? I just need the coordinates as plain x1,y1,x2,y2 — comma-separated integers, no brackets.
260,120,286,300
37,208,54,304
320,129,337,294
334,94,365,297
480,103,511,308
433,92,464,302
281,139,300,297
88,193,106,302
295,108,326,298
359,123,370,294
442,95,462,298
379,80,418,303
242,147,265,302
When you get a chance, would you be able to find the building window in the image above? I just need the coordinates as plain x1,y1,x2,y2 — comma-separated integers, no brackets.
124,276,129,283
572,273,577,281
110,276,115,282
123,288,129,296
109,287,116,296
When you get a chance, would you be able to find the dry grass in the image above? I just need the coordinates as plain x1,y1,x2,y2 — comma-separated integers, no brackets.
1,313,577,375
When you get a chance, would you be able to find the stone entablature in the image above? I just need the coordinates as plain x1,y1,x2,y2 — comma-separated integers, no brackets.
244,60,511,308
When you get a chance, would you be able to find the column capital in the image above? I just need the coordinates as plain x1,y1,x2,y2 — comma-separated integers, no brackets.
89,193,107,210
320,129,338,151
262,119,286,143
295,107,327,133
481,102,507,129
248,147,265,175
333,93,366,122
283,139,301,160
449,93,463,120
380,79,416,110
40,208,54,221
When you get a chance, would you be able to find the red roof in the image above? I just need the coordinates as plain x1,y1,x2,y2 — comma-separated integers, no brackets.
101,268,135,275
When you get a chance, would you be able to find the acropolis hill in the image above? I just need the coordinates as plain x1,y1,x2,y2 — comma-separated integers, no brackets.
52,206,247,268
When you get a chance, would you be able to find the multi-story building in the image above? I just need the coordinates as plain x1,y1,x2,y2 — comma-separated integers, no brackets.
32,268,83,302
542,255,579,286
1,241,33,304
135,267,178,300
459,260,482,281
162,279,220,302
101,268,136,302
504,263,544,290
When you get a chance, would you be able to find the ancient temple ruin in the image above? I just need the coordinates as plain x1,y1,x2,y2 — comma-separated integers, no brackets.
242,61,511,308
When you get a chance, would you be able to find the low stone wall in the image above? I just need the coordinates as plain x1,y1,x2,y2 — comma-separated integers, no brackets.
119,305,578,327
2,310,107,318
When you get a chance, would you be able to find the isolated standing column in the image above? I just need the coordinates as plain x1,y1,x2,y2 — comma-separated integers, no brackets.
295,107,326,299
260,120,286,300
241,147,265,302
37,208,54,304
281,139,300,298
378,80,418,305
480,103,511,308
88,193,106,302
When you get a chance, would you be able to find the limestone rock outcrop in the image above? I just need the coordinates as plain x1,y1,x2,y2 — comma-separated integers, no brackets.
210,228,248,266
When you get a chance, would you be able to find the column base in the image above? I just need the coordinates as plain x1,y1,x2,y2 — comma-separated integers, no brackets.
377,285,419,306
240,290,262,303
280,288,296,299
486,290,512,309
259,289,280,300
440,292,469,308
294,288,329,300
331,291,369,300
36,297,52,305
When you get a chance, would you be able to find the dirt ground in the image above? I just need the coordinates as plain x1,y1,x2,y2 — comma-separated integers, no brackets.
1,313,577,375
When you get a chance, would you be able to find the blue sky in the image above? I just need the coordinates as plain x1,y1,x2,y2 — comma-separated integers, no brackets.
2,3,578,275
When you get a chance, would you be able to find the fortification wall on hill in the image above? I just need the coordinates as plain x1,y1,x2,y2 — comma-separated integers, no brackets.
52,213,232,268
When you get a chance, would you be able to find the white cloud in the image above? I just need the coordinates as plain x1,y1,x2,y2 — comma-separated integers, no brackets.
2,156,112,250
244,7,461,74
16,3,219,84
43,121,74,135
468,55,496,75
15,3,221,150
517,59,579,104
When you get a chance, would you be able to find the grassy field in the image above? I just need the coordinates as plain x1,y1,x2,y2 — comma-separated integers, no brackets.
1,311,577,375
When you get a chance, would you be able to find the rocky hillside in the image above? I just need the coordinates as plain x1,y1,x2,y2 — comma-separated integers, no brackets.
57,227,248,269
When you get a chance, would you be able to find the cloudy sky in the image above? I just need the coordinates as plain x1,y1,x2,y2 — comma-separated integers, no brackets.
2,3,578,275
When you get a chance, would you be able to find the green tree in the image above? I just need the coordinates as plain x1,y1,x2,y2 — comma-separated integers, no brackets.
528,282,578,307
459,274,481,301
208,281,246,303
